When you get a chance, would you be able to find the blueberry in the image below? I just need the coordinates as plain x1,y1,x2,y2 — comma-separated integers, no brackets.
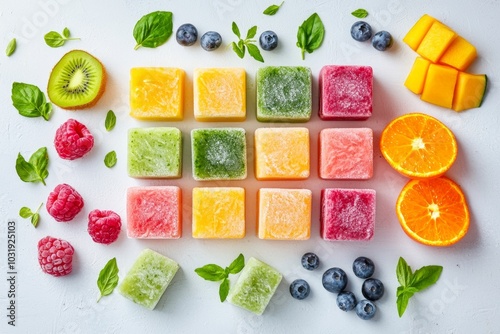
301,252,320,271
176,23,198,46
336,291,357,312
289,279,310,300
362,278,385,301
322,267,348,293
259,30,278,51
350,21,372,42
356,299,377,320
372,31,393,51
200,31,222,51
352,256,375,279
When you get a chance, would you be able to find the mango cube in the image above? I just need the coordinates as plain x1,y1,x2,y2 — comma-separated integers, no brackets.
128,127,182,178
193,68,246,121
254,127,310,180
258,188,312,240
403,14,436,51
119,249,179,310
416,21,457,63
130,68,184,121
192,187,245,239
439,36,477,71
452,72,487,112
404,57,431,95
191,128,247,181
421,64,458,109
256,66,312,122
227,257,282,315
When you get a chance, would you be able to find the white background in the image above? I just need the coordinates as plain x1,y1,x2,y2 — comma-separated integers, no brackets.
1,0,499,333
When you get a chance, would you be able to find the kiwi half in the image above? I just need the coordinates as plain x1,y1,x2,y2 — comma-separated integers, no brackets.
47,50,106,109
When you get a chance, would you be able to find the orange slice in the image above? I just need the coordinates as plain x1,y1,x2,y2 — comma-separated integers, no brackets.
380,113,457,179
396,177,469,246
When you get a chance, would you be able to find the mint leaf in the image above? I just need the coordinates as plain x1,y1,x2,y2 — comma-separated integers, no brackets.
231,22,265,63
397,292,413,317
351,8,369,18
296,13,325,60
29,147,49,180
247,43,264,62
410,265,443,291
44,29,80,48
396,257,413,287
31,214,40,227
105,110,116,131
97,258,119,302
15,147,49,185
246,26,258,39
19,202,42,227
195,264,226,281
232,22,241,39
62,27,70,38
11,82,53,121
19,207,33,218
219,278,230,302
6,38,16,56
133,11,173,50
263,1,284,16
231,42,245,58
228,253,245,274
104,151,117,168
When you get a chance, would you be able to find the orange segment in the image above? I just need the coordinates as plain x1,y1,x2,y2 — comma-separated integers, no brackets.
396,177,470,246
380,113,457,179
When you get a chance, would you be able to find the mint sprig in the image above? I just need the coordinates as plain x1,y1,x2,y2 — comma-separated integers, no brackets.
97,258,119,302
230,22,264,63
396,257,443,317
44,28,80,48
19,202,43,227
11,82,52,121
263,1,284,15
195,253,245,302
15,147,49,185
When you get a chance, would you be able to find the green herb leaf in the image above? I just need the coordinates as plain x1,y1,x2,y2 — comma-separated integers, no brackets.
133,11,173,50
19,202,43,228
15,147,49,185
104,151,117,168
227,253,245,274
31,214,40,227
232,21,241,39
231,22,265,63
351,8,369,18
410,265,443,291
105,110,116,131
62,27,70,38
396,257,413,287
19,207,33,218
296,13,325,60
397,291,413,317
195,264,227,281
44,29,79,48
247,43,264,62
11,82,53,121
6,38,16,56
219,278,230,302
263,1,284,16
246,26,258,39
231,42,245,58
97,258,119,302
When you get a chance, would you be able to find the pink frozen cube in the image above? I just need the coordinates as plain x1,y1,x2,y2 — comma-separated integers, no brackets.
319,128,373,180
319,65,373,120
321,188,375,241
127,186,182,239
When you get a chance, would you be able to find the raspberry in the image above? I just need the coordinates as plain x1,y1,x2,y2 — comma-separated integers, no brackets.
54,118,94,160
88,209,122,244
38,236,74,277
46,183,84,222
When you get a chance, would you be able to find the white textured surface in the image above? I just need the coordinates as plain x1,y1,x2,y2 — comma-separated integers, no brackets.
1,0,499,333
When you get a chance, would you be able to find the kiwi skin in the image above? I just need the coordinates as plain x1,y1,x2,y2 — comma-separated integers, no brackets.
47,49,107,110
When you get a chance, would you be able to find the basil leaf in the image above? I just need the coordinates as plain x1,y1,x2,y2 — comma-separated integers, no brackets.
97,258,119,302
11,82,52,120
247,43,264,63
263,1,284,16
19,207,33,218
63,27,70,38
296,13,325,59
104,151,117,168
195,264,227,281
227,253,245,274
410,265,443,291
6,38,16,56
44,31,65,47
16,153,41,184
29,147,49,184
397,291,413,317
351,9,369,18
219,278,230,302
105,110,116,131
133,11,173,50
396,257,413,287
231,42,245,59
246,26,258,40
232,21,241,38
31,213,40,227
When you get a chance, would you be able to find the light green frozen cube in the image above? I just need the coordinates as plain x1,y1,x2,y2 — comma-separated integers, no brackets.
128,127,182,178
227,257,282,315
118,249,179,310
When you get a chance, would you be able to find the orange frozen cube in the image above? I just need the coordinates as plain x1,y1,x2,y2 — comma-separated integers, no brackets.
193,68,246,121
258,188,311,240
192,187,245,239
130,68,185,121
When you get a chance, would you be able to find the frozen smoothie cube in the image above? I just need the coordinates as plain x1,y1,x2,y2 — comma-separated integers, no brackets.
254,127,310,180
256,66,312,122
227,257,282,315
258,188,312,240
128,127,182,178
127,186,182,239
319,128,373,180
319,65,373,120
191,128,247,180
192,187,245,239
119,249,179,310
194,68,246,121
321,188,376,241
130,67,185,121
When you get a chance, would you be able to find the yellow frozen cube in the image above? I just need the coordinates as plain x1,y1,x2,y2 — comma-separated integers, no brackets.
130,68,184,121
192,187,245,239
193,68,246,121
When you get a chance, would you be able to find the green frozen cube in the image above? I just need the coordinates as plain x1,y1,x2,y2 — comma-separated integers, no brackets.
256,66,312,122
227,257,282,315
191,128,247,181
128,127,182,178
118,249,179,310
